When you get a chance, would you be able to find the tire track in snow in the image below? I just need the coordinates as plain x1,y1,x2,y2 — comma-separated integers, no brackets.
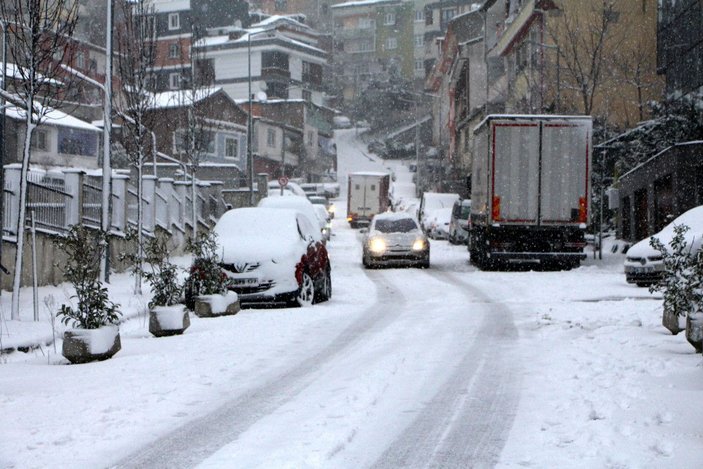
371,268,520,469
113,269,408,469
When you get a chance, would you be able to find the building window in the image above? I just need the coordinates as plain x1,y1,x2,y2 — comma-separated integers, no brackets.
274,0,287,11
307,130,314,146
384,12,396,25
174,129,215,154
267,128,276,147
425,7,433,25
31,129,49,151
169,43,180,59
58,128,97,156
168,12,180,30
224,137,239,159
415,10,424,22
302,89,312,101
169,72,181,89
415,59,424,71
359,17,374,29
386,37,397,50
441,8,457,25
76,51,85,69
414,34,423,48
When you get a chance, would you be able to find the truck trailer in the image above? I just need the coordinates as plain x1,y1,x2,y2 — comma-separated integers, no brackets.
469,115,592,269
347,172,390,228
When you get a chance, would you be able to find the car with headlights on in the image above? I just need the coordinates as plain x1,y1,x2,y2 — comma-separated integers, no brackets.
214,207,331,307
362,212,430,268
624,205,703,287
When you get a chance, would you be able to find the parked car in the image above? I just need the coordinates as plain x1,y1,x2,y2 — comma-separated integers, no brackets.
313,204,332,241
267,180,307,197
418,192,460,234
362,212,430,269
448,199,471,244
308,195,335,219
214,207,331,307
427,207,453,240
624,205,703,287
333,115,352,129
258,196,326,243
367,140,387,155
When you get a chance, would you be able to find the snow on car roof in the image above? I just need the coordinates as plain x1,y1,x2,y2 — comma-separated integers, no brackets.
373,211,414,221
214,207,300,242
628,205,703,256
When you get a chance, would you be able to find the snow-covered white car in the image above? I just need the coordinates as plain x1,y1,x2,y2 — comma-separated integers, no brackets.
418,192,460,233
624,205,703,287
312,204,332,241
362,212,430,269
448,199,471,245
427,207,453,240
214,207,331,307
267,180,307,197
258,196,326,243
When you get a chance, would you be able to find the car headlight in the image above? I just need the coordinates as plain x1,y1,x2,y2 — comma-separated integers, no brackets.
328,205,336,214
369,237,386,254
412,239,426,251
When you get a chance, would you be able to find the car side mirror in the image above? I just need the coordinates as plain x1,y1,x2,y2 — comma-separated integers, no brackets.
359,228,368,234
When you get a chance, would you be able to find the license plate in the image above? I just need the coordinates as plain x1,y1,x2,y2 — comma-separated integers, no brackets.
634,266,654,273
231,278,259,286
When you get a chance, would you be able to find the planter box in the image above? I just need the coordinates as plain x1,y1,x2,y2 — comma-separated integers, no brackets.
149,305,190,337
62,325,121,364
686,312,703,353
662,306,686,335
194,292,240,318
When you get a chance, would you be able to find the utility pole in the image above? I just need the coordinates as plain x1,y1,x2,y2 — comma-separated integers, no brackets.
0,20,7,289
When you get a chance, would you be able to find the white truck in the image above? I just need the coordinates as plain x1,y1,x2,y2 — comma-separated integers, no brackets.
469,115,592,269
346,172,390,228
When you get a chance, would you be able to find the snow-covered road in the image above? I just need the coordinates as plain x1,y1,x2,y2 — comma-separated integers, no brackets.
1,129,701,469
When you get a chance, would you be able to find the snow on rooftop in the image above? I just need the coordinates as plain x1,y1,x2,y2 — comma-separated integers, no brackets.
5,105,100,132
150,87,221,109
331,0,397,8
251,15,312,31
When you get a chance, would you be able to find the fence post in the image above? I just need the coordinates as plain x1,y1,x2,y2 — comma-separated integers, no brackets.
3,165,21,237
158,177,174,229
142,175,157,233
207,181,224,222
111,172,129,233
173,181,188,233
62,168,84,228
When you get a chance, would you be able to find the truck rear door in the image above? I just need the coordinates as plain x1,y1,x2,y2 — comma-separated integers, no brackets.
539,121,590,225
491,121,540,224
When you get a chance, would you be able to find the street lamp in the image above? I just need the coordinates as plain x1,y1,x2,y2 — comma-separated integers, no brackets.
247,32,254,206
101,0,113,282
0,20,7,283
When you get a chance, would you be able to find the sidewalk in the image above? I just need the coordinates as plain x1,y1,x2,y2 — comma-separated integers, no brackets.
0,272,151,354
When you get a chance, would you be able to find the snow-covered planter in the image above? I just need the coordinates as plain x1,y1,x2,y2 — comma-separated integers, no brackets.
194,291,240,318
62,325,121,364
686,312,703,353
149,305,190,337
662,306,686,335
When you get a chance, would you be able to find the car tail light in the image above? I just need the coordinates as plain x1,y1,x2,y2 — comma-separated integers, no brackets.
295,261,304,285
492,196,501,221
578,197,587,223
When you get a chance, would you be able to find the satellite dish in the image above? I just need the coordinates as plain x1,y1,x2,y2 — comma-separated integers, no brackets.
256,91,267,102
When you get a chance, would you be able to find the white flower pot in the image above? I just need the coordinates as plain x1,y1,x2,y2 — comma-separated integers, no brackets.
62,325,121,364
685,312,703,353
149,305,190,337
194,291,240,318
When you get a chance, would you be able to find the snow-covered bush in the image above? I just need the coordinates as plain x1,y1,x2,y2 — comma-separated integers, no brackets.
184,231,231,310
649,224,703,318
142,236,182,309
55,226,121,329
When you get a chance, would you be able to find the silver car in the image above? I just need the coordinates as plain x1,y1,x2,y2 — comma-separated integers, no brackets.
362,212,430,268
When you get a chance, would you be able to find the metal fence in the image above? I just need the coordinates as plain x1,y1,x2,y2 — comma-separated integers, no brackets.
25,172,71,233
81,175,102,229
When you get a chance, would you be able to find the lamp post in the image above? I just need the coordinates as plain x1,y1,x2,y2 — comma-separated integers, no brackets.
0,20,7,284
247,33,254,206
100,0,113,282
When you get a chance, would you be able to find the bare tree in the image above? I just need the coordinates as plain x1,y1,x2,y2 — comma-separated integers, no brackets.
547,0,620,116
0,0,78,320
115,0,157,294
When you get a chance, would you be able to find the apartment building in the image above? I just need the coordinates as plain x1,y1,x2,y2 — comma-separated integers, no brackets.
331,0,414,102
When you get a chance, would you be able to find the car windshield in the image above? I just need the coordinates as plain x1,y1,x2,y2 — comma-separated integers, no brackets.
375,218,418,233
460,204,471,218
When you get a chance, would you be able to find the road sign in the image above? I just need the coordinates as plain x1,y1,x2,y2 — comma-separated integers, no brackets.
278,176,289,187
